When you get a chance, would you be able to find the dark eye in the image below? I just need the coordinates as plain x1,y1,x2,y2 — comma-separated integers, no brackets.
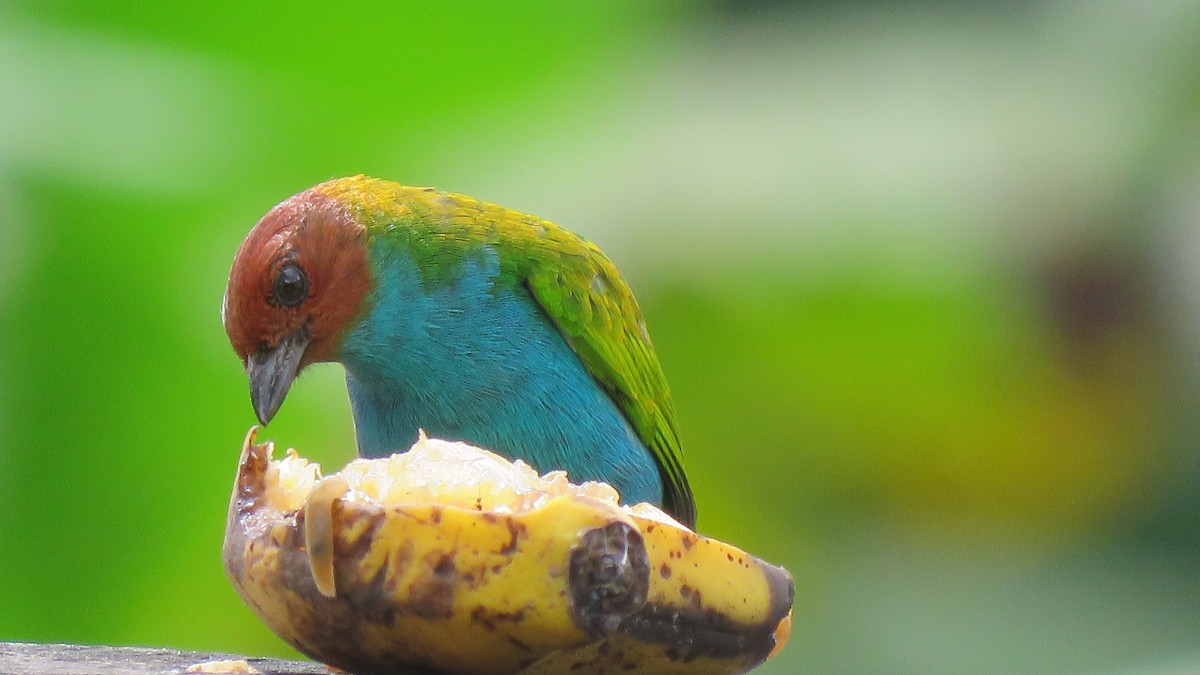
273,262,308,308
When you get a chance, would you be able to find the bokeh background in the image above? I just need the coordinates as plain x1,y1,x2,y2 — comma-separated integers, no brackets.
3,1,1200,673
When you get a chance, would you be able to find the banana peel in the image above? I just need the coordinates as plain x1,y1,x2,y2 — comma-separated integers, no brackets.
224,428,793,674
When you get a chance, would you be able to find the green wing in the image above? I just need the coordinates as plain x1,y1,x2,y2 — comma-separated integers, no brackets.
518,217,697,529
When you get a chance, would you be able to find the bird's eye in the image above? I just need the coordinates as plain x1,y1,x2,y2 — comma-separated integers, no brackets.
273,262,308,308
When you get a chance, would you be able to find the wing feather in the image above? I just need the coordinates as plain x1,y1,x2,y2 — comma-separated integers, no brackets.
523,232,697,528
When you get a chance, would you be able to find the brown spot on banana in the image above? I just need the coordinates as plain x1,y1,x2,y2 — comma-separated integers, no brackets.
569,521,650,637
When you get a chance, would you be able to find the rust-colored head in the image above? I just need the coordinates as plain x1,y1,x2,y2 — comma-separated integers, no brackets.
223,188,370,424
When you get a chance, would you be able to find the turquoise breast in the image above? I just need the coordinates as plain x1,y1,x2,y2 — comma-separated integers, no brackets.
338,241,663,506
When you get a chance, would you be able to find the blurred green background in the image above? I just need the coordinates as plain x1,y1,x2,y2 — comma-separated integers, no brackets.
3,1,1200,673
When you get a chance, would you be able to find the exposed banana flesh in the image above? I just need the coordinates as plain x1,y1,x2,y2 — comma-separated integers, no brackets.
224,428,793,674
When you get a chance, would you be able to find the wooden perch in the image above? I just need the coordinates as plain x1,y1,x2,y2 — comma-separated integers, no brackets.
0,642,330,675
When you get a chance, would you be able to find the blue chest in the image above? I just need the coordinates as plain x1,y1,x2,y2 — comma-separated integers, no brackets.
337,242,663,506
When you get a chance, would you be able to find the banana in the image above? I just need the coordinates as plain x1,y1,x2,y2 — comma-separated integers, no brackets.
224,428,793,675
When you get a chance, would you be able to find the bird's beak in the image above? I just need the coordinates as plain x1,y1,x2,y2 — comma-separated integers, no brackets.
246,328,310,425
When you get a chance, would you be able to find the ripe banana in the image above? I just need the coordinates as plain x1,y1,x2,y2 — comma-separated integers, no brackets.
223,428,793,674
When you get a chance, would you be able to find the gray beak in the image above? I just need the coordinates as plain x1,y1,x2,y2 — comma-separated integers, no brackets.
247,328,310,425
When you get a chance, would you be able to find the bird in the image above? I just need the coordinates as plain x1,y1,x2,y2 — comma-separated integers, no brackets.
222,175,695,527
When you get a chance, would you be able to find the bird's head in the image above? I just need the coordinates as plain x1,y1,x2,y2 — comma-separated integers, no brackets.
223,187,371,425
